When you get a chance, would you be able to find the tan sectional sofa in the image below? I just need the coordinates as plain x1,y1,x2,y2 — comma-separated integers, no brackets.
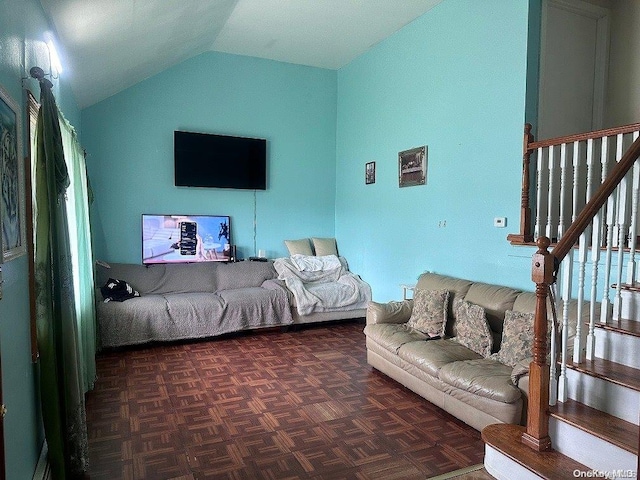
364,272,586,431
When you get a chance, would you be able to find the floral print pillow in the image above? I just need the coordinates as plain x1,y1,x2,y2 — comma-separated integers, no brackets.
407,289,449,337
494,310,536,367
453,298,493,357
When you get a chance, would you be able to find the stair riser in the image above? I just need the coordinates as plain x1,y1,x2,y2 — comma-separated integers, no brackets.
613,289,640,321
565,369,639,424
550,417,637,472
594,328,640,369
484,446,541,480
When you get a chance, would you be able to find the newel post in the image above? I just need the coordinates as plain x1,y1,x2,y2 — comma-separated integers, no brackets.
507,123,535,245
522,236,554,451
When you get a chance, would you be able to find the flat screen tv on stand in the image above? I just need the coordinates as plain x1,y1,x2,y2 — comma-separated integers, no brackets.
142,214,231,264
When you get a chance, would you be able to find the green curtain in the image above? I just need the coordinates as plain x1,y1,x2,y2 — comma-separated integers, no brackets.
59,113,97,393
33,77,90,479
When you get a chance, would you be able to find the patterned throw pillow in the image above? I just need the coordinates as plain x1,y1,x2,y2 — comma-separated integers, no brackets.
100,278,140,303
495,310,537,367
406,289,449,337
453,298,493,357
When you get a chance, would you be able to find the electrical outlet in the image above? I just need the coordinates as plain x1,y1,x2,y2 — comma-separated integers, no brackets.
438,220,447,228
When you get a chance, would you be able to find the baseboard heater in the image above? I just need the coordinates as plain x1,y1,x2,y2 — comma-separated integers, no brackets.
32,441,50,480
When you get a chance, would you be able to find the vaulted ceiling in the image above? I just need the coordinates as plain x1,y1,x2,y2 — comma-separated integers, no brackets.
39,0,443,108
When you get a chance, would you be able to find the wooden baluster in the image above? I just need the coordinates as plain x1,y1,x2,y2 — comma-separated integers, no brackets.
615,134,628,320
523,237,554,452
535,147,546,239
558,255,572,402
558,143,569,239
601,136,616,324
573,233,588,363
546,145,557,240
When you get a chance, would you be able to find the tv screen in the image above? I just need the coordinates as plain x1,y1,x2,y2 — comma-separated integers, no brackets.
142,214,231,264
174,131,267,190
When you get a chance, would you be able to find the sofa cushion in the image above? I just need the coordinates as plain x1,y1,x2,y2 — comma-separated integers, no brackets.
415,273,474,334
407,289,449,337
512,292,591,343
152,263,218,293
215,260,277,291
367,300,414,325
438,358,521,404
453,298,493,357
398,339,481,377
493,310,542,367
285,238,314,256
312,237,338,256
462,282,521,335
363,323,427,354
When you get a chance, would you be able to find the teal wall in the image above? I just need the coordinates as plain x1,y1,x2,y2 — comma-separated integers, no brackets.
335,0,536,302
82,53,337,263
0,0,81,478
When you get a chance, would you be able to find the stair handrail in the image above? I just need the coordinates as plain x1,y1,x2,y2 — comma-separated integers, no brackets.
508,122,640,245
523,134,640,452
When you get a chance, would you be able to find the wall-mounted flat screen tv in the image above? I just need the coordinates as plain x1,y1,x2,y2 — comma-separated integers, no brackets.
174,131,267,190
142,214,231,264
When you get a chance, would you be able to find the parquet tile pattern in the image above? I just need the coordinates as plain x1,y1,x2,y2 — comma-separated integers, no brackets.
86,321,484,479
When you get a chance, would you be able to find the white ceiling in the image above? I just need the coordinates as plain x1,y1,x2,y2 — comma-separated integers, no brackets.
39,0,443,108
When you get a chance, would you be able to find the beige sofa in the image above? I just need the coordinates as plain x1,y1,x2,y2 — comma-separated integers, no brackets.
364,272,585,431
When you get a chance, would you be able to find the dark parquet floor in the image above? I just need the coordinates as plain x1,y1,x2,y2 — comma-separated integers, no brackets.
86,320,484,479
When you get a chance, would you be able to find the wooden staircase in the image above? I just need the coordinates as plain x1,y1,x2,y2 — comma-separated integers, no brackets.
484,293,640,478
483,124,640,479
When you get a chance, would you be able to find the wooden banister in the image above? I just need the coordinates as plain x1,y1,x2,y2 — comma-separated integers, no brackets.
508,122,640,246
524,134,640,452
528,122,640,151
553,135,640,263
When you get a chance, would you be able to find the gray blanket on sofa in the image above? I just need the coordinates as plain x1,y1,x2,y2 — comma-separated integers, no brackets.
96,261,293,348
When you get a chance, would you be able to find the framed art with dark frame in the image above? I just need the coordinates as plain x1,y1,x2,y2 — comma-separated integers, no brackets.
398,145,427,188
0,84,25,262
365,161,376,185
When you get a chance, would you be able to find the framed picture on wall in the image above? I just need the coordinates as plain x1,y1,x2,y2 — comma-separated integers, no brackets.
398,145,427,188
0,84,26,261
365,161,376,184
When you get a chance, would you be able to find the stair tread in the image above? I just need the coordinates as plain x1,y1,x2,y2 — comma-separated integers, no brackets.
549,399,638,454
594,318,640,337
567,357,640,391
482,424,590,479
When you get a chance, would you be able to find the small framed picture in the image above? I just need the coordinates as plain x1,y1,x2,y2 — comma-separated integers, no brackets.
398,145,427,188
0,84,25,261
365,161,376,185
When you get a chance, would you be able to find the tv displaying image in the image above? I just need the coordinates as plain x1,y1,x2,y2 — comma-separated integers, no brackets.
142,214,231,264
